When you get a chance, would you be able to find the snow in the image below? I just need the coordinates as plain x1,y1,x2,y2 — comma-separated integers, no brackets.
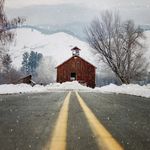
0,81,91,94
9,28,150,70
47,81,92,91
2,28,150,98
0,82,150,98
9,28,95,69
144,30,150,71
95,84,150,98
8,28,150,80
0,84,46,94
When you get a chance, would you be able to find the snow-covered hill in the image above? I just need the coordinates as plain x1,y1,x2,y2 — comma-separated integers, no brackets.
9,28,96,69
9,28,150,73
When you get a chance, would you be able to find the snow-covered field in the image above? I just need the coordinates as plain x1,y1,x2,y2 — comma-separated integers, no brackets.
0,81,150,98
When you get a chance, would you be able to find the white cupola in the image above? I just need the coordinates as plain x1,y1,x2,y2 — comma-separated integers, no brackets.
71,47,81,56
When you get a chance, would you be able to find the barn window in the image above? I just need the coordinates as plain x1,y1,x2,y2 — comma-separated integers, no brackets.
70,72,76,80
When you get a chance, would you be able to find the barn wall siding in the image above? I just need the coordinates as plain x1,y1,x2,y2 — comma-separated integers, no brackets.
56,56,96,88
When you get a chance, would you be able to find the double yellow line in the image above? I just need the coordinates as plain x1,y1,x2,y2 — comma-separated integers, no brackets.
76,92,123,150
48,91,71,150
46,91,124,150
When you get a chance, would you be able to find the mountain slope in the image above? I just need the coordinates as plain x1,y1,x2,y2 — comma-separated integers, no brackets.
10,28,95,69
9,28,150,74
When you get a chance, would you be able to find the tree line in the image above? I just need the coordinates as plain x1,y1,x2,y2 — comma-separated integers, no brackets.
21,51,43,76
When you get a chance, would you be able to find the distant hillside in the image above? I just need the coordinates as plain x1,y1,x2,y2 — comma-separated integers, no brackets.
15,25,86,41
6,4,98,41
140,25,150,31
10,27,150,66
9,28,96,69
12,24,150,43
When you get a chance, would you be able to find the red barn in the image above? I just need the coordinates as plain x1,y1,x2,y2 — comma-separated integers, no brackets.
56,47,96,88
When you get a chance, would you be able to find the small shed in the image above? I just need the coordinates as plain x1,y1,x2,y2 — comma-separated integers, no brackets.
15,75,36,86
56,47,96,88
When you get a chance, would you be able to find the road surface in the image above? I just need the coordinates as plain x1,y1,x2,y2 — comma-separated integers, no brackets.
0,91,150,150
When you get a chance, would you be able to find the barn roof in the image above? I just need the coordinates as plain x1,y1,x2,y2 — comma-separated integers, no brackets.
71,46,81,51
56,55,96,69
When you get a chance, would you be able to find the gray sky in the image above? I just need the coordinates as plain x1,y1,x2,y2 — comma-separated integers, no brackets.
5,0,150,9
5,0,150,27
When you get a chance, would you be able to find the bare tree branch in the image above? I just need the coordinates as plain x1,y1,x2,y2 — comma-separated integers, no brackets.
86,11,148,84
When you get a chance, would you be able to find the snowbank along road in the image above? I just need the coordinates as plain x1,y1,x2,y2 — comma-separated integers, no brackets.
0,91,150,150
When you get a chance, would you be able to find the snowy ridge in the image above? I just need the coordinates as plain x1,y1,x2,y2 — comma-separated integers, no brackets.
47,81,92,90
95,84,150,98
0,81,92,94
0,84,47,94
0,81,150,98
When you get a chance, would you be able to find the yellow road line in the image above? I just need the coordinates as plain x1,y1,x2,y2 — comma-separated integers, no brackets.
48,91,71,150
75,92,124,150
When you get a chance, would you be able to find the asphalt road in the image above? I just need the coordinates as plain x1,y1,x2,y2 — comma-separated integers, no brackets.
0,91,150,150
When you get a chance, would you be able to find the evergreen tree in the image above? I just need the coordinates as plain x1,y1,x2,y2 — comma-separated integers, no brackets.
2,54,12,73
21,52,29,75
21,51,43,76
37,53,43,63
28,51,36,74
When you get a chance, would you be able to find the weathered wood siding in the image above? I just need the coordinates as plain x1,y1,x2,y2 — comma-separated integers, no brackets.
56,56,96,88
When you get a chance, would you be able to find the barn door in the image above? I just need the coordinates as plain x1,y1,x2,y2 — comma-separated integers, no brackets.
70,72,76,81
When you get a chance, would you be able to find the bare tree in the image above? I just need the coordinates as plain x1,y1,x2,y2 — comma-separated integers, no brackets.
0,0,24,57
0,0,13,51
86,11,148,84
0,0,25,83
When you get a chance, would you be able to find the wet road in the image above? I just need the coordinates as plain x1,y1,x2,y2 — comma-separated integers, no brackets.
0,91,150,150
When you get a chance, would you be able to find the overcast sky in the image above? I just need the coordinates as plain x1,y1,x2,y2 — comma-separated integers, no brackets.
5,0,150,26
5,0,150,9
